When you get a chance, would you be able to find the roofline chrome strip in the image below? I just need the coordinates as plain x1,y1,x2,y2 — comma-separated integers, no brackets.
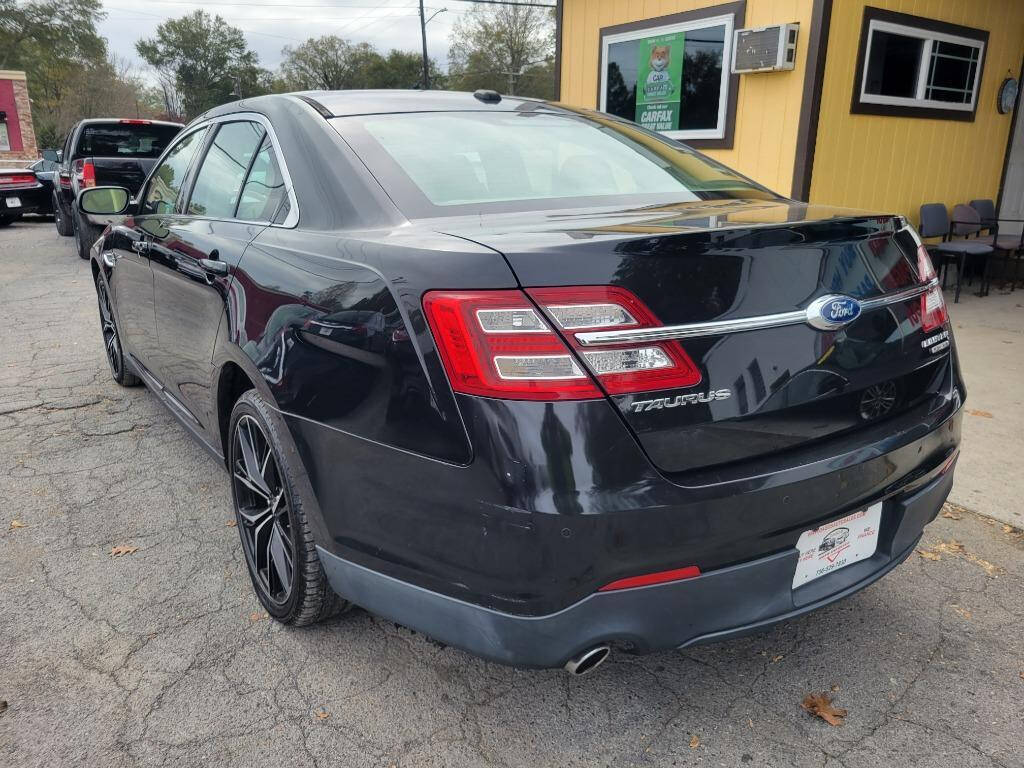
574,279,938,346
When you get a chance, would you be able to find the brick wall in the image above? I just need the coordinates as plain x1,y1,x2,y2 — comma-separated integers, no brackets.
0,70,39,167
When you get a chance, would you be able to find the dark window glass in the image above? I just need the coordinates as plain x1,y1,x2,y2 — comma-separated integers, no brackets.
604,23,726,133
925,40,979,103
236,137,288,222
141,128,207,216
75,123,181,160
864,30,924,97
187,122,264,219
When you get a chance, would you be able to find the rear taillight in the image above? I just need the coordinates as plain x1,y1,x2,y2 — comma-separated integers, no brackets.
916,245,947,332
81,159,96,189
423,290,601,401
422,286,701,401
0,174,35,186
529,286,701,395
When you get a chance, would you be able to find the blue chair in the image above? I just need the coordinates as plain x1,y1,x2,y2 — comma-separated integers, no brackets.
919,203,994,303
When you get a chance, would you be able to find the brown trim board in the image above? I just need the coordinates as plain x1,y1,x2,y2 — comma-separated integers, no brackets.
595,1,746,150
791,0,833,201
995,54,1024,214
554,0,564,101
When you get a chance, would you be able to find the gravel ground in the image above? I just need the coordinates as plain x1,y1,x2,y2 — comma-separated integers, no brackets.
1,219,1023,768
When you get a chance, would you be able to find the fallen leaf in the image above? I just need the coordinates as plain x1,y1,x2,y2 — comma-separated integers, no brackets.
917,548,941,561
1003,525,1014,534
689,735,700,749
801,692,847,726
771,654,784,663
9,520,26,529
314,709,330,720
226,520,237,527
831,683,840,692
941,509,962,520
109,545,139,557
249,611,266,622
951,604,972,620
747,718,753,729
966,409,993,419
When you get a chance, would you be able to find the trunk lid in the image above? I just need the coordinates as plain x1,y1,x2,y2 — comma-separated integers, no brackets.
439,199,952,474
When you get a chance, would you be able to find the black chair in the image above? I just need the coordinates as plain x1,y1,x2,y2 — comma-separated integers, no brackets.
969,198,1024,290
919,203,994,303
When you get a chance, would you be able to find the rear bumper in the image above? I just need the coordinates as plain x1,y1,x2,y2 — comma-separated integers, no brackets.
318,462,954,668
2,185,49,215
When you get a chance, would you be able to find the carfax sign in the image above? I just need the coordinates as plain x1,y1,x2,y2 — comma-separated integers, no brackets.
635,31,683,132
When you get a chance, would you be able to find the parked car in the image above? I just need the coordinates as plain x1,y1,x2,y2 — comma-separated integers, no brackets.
54,118,183,257
80,91,963,674
0,158,56,225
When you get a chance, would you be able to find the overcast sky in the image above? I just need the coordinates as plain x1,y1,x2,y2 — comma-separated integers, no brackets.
97,0,471,80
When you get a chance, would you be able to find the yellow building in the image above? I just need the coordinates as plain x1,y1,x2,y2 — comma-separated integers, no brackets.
554,0,1024,225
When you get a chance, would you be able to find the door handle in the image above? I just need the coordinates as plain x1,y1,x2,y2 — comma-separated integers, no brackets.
131,239,150,255
199,258,229,276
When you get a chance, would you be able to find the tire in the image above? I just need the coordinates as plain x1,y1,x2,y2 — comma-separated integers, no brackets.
229,390,347,625
73,209,94,260
53,191,73,236
94,276,141,387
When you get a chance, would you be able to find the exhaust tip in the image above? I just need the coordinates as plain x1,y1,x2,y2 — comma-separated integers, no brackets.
564,645,610,676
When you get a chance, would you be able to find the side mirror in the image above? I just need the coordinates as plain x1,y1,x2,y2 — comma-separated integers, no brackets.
79,186,131,216
41,148,59,163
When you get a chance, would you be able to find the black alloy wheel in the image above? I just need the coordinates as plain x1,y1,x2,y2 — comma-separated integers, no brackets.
228,391,346,624
95,277,139,387
232,412,297,607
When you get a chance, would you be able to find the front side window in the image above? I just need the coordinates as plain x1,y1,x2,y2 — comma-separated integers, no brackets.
187,121,265,219
336,109,775,218
600,12,734,142
141,127,208,216
855,9,987,119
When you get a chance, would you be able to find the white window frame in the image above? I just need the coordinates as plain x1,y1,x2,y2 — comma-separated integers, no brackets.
859,19,985,113
599,13,736,141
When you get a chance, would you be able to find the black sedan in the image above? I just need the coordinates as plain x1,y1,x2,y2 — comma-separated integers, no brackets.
79,91,963,674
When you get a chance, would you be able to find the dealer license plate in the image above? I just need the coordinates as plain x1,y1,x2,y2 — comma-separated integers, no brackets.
792,503,882,588
5,197,21,208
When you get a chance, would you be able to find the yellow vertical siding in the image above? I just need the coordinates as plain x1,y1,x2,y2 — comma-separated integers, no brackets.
809,0,1024,220
559,0,816,196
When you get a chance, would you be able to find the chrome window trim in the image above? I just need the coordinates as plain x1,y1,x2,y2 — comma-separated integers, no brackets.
574,279,938,346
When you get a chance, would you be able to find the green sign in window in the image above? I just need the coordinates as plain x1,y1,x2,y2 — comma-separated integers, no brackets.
635,31,684,132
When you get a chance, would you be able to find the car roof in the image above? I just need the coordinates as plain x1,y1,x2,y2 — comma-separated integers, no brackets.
294,89,550,118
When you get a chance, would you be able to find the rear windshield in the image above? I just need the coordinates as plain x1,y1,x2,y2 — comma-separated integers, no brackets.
333,108,777,218
75,123,182,159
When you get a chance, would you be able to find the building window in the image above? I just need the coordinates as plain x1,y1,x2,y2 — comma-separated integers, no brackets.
853,7,988,120
599,8,738,144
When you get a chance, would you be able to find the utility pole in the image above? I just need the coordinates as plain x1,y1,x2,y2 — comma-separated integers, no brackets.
418,0,430,90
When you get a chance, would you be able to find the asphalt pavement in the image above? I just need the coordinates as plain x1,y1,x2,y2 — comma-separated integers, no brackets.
1,218,1022,768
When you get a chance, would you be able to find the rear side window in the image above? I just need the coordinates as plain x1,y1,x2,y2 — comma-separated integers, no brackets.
75,123,181,159
235,137,288,222
142,128,208,216
187,121,264,219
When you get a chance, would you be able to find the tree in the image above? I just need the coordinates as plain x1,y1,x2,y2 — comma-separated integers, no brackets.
0,0,106,70
136,11,267,119
447,3,555,98
279,36,442,92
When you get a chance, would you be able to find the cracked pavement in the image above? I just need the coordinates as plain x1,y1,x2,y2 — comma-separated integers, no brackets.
2,219,1023,767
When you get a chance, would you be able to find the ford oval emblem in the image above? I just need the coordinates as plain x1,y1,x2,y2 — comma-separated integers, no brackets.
805,295,862,331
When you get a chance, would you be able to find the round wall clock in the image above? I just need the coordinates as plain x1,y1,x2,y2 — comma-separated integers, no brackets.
998,77,1019,114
